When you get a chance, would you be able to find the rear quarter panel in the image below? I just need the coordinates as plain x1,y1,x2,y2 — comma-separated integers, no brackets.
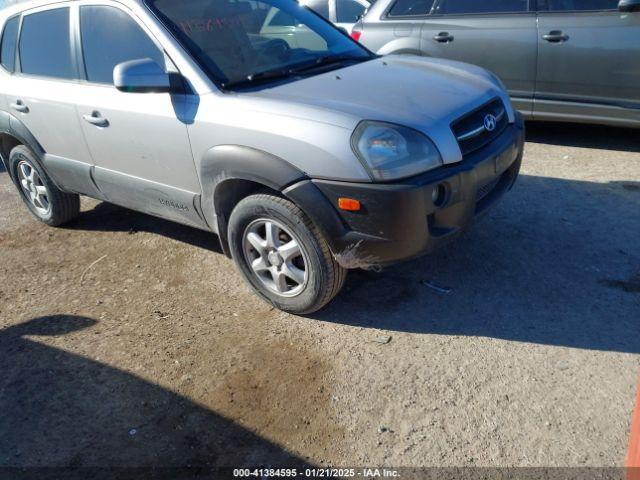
361,19,423,55
356,0,423,55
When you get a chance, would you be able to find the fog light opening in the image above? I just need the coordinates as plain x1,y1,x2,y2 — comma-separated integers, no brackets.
432,183,448,207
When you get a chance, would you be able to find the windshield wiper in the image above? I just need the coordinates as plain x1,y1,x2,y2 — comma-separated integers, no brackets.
221,54,370,90
221,68,299,89
289,54,369,74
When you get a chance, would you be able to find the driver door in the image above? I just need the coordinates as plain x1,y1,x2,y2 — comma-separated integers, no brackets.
73,3,205,228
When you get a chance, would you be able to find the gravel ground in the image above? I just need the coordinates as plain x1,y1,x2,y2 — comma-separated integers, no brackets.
0,122,639,470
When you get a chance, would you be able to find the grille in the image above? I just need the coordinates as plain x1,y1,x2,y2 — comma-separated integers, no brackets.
476,176,501,202
451,98,508,156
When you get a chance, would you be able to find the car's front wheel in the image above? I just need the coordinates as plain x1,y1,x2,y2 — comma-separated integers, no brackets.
228,193,346,315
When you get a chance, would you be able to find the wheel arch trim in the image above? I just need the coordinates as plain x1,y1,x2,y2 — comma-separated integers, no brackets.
200,145,308,255
0,110,50,184
200,145,348,258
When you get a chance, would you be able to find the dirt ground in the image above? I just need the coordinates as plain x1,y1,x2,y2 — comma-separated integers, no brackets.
1,122,639,470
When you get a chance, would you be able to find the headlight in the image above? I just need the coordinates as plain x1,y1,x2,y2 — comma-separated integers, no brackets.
352,121,442,181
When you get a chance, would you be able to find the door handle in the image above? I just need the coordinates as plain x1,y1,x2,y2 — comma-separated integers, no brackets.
82,111,109,127
10,100,29,113
433,32,454,43
543,30,569,43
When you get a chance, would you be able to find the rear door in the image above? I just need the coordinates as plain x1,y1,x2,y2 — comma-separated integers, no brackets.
535,0,640,125
3,5,98,195
420,0,538,115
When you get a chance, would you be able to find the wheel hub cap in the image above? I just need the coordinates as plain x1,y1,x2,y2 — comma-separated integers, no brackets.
242,219,309,297
268,250,283,268
17,160,50,216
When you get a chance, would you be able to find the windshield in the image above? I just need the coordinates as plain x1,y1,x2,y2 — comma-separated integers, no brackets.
145,0,372,88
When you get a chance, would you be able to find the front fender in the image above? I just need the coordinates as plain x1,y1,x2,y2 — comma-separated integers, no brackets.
200,145,351,260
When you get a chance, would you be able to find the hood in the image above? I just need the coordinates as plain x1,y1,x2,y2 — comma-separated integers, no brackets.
241,55,512,163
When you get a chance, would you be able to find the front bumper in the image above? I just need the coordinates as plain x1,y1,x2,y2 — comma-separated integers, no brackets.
286,114,525,269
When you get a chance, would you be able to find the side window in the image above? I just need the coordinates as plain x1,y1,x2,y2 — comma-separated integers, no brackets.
436,0,528,14
336,0,367,22
0,16,19,72
305,0,330,19
545,0,619,10
80,6,165,85
19,8,75,79
388,0,435,16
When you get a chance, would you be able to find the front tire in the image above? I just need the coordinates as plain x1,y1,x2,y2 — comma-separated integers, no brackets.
228,193,347,315
9,145,80,226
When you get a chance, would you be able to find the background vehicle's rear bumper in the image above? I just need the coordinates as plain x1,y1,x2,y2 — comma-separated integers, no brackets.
286,114,525,269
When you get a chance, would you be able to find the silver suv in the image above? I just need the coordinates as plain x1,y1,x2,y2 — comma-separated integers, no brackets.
0,0,523,314
354,0,640,128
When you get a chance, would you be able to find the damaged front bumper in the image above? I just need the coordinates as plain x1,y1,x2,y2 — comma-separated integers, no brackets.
285,115,525,269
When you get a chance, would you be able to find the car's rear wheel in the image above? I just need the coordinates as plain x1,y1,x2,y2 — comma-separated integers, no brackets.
9,145,80,226
228,193,347,314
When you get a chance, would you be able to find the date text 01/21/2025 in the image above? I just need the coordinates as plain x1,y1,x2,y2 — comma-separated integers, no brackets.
232,468,400,478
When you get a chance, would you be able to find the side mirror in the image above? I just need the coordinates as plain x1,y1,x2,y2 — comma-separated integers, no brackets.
619,0,640,12
114,58,171,93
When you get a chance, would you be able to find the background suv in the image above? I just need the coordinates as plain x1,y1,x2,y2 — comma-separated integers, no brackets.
354,0,640,128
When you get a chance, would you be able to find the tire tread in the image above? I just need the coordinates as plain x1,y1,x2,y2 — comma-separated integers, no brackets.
10,145,80,227
229,192,347,314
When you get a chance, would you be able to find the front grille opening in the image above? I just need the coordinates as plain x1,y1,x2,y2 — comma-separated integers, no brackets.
476,176,501,202
475,169,514,216
451,98,508,157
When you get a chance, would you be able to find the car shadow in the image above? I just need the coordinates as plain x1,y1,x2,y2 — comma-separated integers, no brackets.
313,175,640,354
0,315,310,476
70,201,223,254
525,121,640,153
67,173,640,355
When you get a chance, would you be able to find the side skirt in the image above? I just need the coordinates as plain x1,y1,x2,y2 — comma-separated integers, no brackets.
92,166,210,231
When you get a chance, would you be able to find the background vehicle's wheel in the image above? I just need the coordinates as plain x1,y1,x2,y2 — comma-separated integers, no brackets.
228,193,347,315
9,145,80,226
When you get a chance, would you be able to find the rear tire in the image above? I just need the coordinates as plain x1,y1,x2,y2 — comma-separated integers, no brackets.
228,193,347,315
9,145,80,226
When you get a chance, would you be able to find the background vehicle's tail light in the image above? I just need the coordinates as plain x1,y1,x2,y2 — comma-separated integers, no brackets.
351,28,362,43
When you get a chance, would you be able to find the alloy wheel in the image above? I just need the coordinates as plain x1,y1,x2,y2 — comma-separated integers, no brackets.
17,161,50,216
242,218,309,297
